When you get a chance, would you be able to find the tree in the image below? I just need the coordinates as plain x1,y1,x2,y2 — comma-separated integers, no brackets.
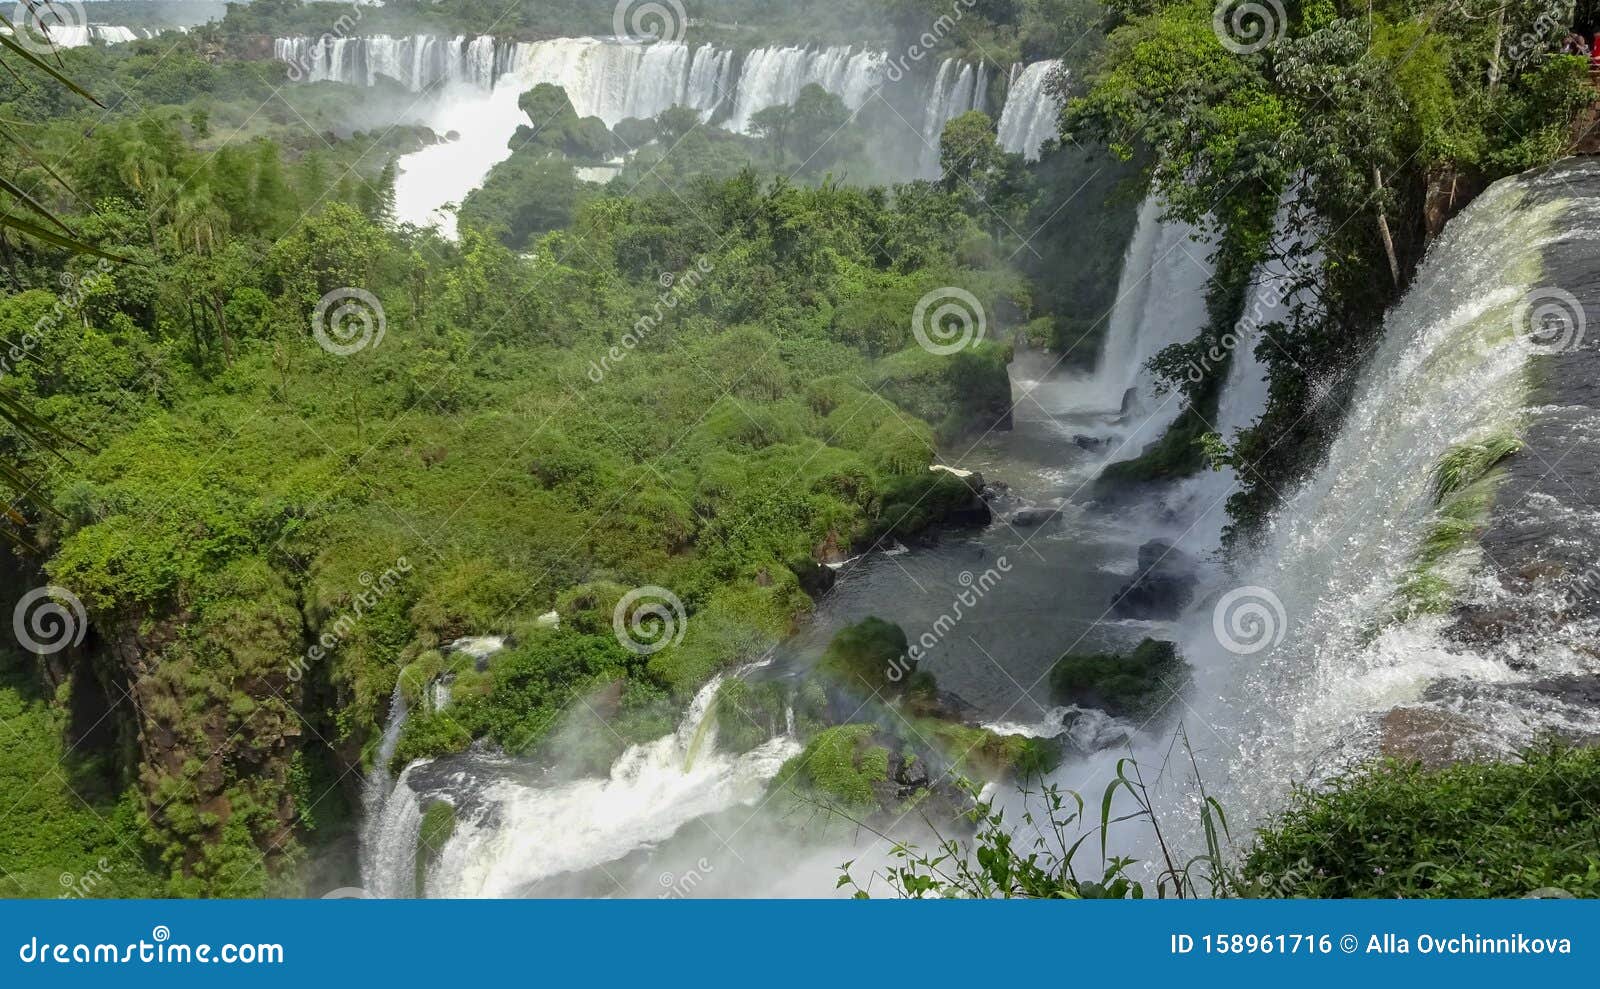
654,104,703,146
789,84,855,172
750,104,793,163
938,110,1002,193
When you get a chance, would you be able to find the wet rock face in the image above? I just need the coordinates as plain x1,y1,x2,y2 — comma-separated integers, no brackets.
1402,159,1600,757
1378,707,1498,769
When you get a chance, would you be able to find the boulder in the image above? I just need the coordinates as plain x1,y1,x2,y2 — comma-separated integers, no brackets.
1009,505,1060,526
1110,539,1197,619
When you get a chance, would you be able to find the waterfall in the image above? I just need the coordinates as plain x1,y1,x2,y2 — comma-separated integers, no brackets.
1077,195,1215,449
919,58,989,175
723,45,888,134
996,60,1063,160
8,25,154,48
364,764,424,898
420,674,799,897
359,681,411,893
1174,167,1595,827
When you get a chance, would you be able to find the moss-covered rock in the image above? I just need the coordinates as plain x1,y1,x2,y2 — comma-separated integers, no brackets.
874,470,991,542
770,724,893,813
414,801,456,897
1049,638,1186,718
815,617,911,697
915,720,1063,782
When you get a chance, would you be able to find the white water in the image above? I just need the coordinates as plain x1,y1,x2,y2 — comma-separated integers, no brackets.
724,45,888,133
402,675,799,897
389,38,722,233
1065,195,1215,460
280,36,1013,232
996,61,1062,160
2,24,171,48
1163,172,1575,830
359,681,411,894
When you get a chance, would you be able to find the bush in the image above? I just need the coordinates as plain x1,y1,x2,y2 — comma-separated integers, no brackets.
815,618,910,696
1048,638,1186,718
1241,745,1600,898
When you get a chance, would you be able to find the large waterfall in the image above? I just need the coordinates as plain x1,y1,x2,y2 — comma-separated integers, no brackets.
1166,162,1600,831
918,58,990,173
723,46,888,133
996,60,1062,160
278,35,1025,230
274,33,1046,152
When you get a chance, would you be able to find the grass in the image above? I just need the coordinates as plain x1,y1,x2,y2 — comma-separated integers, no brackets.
1241,744,1600,898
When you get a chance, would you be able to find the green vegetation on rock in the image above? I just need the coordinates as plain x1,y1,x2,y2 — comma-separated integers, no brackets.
1049,638,1186,719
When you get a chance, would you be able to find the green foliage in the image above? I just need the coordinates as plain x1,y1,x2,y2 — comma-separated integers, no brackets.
415,800,456,897
712,677,792,755
1242,745,1600,898
1392,434,1520,617
815,617,911,696
772,723,892,811
1431,434,1523,502
0,661,164,898
1049,638,1186,718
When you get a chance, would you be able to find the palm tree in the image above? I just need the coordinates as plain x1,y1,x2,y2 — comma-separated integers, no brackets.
0,4,121,545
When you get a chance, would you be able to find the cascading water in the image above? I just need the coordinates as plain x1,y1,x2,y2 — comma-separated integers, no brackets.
1164,164,1600,832
1069,195,1215,456
723,45,888,133
275,35,1011,232
6,24,167,47
359,682,411,894
996,60,1062,160
918,58,990,175
379,674,799,897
